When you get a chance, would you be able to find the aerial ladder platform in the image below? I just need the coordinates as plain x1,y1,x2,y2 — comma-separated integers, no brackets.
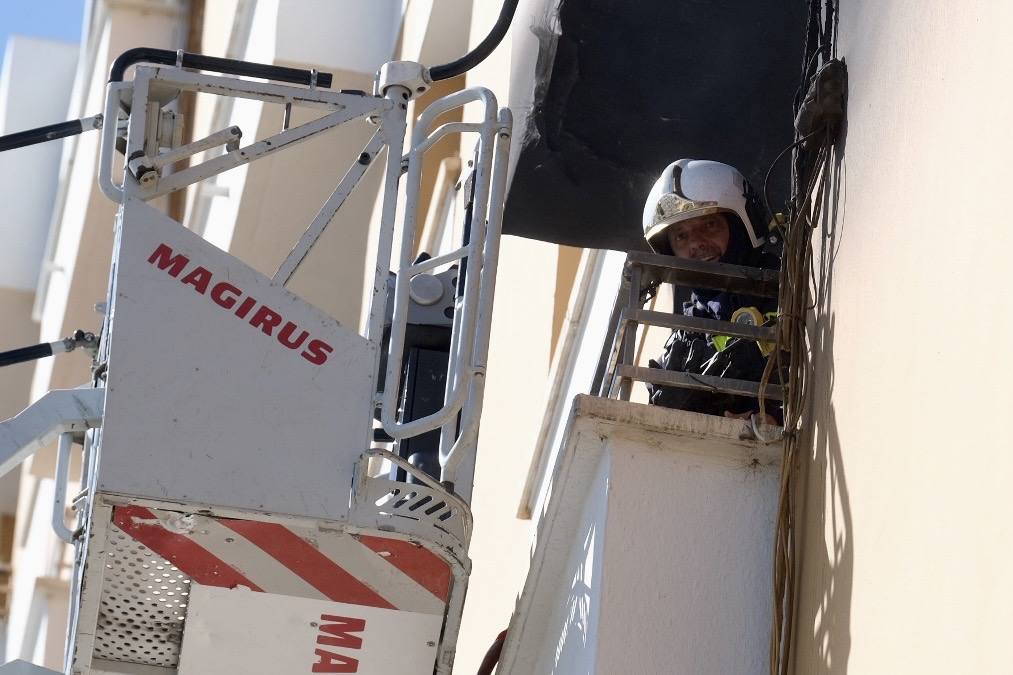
0,44,511,675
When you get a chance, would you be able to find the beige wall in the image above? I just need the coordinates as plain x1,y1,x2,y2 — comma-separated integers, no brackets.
225,65,382,326
0,290,38,422
792,2,1013,673
450,2,570,670
0,289,38,513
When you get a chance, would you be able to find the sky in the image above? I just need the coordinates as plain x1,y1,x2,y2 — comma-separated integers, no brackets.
0,0,85,71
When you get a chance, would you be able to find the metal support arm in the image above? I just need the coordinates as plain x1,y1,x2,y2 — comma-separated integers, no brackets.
0,388,104,478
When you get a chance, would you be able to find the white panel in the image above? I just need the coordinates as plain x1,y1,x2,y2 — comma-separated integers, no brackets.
96,199,375,519
532,452,607,674
502,397,780,675
178,585,442,674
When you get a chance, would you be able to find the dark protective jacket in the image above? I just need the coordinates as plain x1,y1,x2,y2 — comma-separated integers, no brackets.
646,232,782,418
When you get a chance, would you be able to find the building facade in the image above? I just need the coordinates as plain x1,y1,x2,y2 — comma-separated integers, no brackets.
0,1,1011,673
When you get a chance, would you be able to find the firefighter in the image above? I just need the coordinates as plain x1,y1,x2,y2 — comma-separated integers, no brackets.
641,159,781,422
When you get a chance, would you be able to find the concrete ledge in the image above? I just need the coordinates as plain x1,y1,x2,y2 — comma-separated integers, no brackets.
571,394,783,464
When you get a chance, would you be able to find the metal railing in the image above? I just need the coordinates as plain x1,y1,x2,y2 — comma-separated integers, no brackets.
598,250,785,404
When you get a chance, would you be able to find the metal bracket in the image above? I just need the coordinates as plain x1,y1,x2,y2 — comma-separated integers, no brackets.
127,125,242,188
0,388,104,478
374,61,432,98
59,329,100,359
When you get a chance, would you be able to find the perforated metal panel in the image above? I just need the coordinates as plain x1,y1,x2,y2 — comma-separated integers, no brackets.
92,523,188,667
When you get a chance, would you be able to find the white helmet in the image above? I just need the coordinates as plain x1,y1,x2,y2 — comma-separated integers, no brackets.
642,159,766,255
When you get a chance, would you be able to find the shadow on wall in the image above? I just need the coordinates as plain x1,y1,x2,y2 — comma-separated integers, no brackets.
792,119,853,673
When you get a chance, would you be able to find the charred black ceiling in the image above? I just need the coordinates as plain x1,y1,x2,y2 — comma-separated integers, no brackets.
502,0,809,250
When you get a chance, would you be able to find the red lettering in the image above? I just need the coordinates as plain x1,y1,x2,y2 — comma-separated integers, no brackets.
210,282,241,310
317,615,365,649
311,615,364,672
278,321,310,350
234,296,257,319
144,245,330,369
311,649,358,673
250,305,283,336
301,339,333,366
180,266,212,294
147,243,189,277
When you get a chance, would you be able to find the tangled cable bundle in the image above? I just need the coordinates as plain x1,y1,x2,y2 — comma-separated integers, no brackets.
760,1,841,673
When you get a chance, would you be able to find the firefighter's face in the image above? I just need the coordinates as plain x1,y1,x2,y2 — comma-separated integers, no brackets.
666,213,731,261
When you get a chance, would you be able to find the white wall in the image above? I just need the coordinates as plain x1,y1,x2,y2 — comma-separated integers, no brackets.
502,397,781,674
532,451,607,674
0,37,78,291
522,250,625,520
274,0,403,74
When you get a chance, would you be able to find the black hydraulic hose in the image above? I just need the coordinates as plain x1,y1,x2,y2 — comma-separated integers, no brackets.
0,116,100,153
1,47,340,155
0,330,96,368
430,0,519,81
108,47,333,88
0,343,54,368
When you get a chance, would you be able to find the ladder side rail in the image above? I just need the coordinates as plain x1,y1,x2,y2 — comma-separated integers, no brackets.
614,263,643,399
381,121,490,437
51,432,75,544
380,88,499,439
63,428,97,672
98,82,130,202
601,268,633,399
364,91,410,345
440,108,512,483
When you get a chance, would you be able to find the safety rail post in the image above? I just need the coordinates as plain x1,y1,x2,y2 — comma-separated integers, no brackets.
51,432,76,544
378,88,505,450
440,108,512,484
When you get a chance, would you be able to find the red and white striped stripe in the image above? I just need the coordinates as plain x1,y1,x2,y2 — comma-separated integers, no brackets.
113,505,451,615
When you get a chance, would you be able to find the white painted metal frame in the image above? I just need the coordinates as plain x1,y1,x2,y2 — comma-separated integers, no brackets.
351,447,473,559
50,433,75,544
379,90,512,486
97,64,512,492
70,61,513,675
0,388,104,478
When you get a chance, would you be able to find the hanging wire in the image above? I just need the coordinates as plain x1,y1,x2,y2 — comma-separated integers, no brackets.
761,2,840,672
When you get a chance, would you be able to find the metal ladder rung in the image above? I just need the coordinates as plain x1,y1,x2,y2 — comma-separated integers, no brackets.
615,365,784,401
626,309,777,342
